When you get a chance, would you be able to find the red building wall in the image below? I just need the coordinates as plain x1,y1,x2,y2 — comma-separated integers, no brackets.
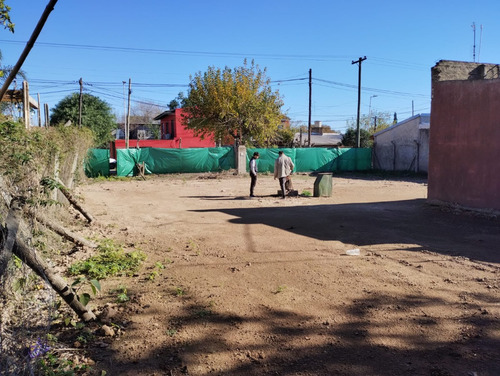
113,108,215,153
428,78,500,211
159,108,215,148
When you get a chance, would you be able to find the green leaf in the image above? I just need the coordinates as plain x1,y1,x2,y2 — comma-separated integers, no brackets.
71,277,84,287
79,293,91,306
90,279,101,294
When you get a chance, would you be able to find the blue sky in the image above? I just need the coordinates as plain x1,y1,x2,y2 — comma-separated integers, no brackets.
2,0,499,131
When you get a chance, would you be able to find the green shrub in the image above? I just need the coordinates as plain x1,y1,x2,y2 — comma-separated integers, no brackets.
68,239,146,279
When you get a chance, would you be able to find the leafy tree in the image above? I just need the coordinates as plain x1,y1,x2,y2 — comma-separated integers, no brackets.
50,93,116,147
342,127,372,148
168,92,186,111
347,111,392,134
0,1,14,33
270,128,295,148
183,60,284,146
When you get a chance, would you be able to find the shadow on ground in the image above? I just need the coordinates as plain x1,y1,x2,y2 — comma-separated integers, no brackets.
191,198,500,264
93,290,500,375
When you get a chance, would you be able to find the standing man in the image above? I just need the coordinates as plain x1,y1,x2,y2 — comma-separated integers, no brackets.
274,151,294,198
249,151,260,197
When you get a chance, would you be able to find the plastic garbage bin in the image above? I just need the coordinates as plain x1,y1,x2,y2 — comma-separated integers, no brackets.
313,172,332,197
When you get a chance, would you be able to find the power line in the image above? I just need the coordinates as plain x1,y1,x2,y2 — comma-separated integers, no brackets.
313,77,428,98
0,39,352,62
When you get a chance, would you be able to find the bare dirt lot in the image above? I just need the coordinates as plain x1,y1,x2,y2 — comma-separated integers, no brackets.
79,173,500,376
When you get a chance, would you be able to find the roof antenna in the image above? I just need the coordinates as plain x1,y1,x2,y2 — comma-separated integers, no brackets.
472,22,476,62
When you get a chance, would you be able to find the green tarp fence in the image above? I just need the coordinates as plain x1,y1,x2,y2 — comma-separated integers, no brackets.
84,148,110,177
246,147,372,173
116,147,235,176
85,147,371,177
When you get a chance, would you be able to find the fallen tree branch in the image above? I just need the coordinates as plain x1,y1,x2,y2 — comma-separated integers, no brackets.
56,178,95,224
0,197,22,277
0,175,95,321
40,177,95,224
4,229,96,321
32,211,98,249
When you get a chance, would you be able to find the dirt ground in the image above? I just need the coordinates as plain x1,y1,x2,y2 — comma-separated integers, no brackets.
77,172,499,376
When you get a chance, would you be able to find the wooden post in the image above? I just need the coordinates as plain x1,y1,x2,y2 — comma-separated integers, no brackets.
37,93,42,127
52,153,59,201
125,78,131,149
44,103,49,126
22,81,30,129
68,151,79,189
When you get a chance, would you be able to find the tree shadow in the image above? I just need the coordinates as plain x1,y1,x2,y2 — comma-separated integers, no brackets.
92,290,500,375
191,199,500,264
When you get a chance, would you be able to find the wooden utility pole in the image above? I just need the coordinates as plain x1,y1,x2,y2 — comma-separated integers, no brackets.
44,103,49,126
308,69,312,147
37,93,42,127
78,78,83,127
352,56,367,148
125,78,131,149
0,0,59,102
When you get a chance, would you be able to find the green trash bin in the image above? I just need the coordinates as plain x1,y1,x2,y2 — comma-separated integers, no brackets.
313,172,332,197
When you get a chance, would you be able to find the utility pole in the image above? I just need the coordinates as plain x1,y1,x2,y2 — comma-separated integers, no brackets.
352,56,366,148
308,69,312,147
78,78,83,127
37,93,42,127
125,78,132,149
122,81,126,125
44,103,49,126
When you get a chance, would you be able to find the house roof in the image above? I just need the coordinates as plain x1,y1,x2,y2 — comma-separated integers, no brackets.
294,132,343,146
153,110,175,120
373,113,430,137
1,89,39,109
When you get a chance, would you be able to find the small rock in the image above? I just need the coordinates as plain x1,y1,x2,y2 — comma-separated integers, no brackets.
86,358,95,366
101,325,115,336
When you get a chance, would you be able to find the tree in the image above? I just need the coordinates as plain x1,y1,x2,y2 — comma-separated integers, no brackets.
128,101,163,139
168,92,186,111
347,111,392,134
270,128,295,148
184,60,284,146
342,127,372,148
0,1,14,33
50,93,116,147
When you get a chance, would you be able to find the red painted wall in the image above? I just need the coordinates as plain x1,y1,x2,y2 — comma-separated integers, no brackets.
428,79,500,211
112,108,215,156
159,108,215,148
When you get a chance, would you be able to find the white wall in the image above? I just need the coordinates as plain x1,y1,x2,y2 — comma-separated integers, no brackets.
373,114,430,172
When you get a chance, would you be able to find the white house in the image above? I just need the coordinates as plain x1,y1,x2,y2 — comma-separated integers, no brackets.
294,121,343,147
372,114,430,173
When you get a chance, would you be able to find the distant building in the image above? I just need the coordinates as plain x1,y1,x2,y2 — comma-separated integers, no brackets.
153,108,215,148
295,121,343,147
111,108,215,157
372,114,430,173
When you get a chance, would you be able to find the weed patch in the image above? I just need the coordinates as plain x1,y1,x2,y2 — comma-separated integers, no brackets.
68,239,146,279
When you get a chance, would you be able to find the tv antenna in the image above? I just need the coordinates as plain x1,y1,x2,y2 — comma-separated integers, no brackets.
472,22,483,62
